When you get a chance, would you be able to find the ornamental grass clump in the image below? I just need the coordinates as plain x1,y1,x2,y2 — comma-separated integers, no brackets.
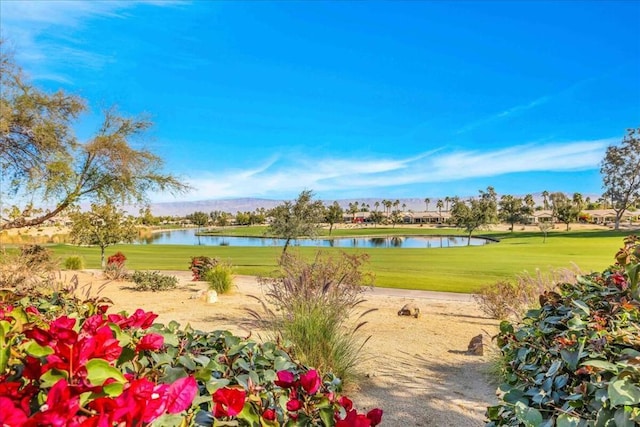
63,255,84,270
0,245,57,291
474,266,579,320
203,262,234,294
486,235,640,426
251,251,376,384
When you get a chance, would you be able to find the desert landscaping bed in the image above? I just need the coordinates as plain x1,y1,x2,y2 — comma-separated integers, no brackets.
72,270,499,426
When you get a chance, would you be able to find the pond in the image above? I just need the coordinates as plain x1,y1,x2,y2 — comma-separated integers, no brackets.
137,229,493,248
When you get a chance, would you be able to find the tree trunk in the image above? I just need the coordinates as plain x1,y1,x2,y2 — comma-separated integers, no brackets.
329,224,333,235
282,238,291,254
101,246,106,269
467,233,472,246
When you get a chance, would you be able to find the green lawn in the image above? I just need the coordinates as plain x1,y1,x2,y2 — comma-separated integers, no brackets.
44,227,633,293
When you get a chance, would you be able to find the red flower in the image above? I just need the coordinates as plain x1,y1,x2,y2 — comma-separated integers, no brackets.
300,369,321,395
262,408,276,421
366,408,383,426
274,370,296,388
338,396,353,411
136,333,165,352
611,272,628,290
0,396,28,426
336,409,372,427
109,309,158,330
28,379,81,426
286,398,302,412
212,387,246,418
166,376,197,414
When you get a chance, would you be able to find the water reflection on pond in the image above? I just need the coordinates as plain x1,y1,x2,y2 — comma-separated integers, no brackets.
137,229,493,248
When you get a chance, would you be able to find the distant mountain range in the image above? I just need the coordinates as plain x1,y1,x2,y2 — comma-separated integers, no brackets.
148,193,600,216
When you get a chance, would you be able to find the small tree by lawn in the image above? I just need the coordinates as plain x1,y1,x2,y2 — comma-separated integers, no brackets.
601,127,640,230
69,203,137,268
267,190,325,255
187,211,210,229
498,195,532,231
450,187,498,244
550,192,581,231
325,201,344,234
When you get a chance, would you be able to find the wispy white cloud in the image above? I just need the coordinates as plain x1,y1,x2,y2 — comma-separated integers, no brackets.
160,138,613,201
456,95,551,134
0,0,185,82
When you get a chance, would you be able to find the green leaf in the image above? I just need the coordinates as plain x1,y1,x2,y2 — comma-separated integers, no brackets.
8,307,28,332
153,413,190,427
162,367,188,383
546,360,562,377
557,413,581,427
86,359,126,386
514,401,543,427
609,377,640,406
0,321,10,373
567,315,586,330
40,368,69,388
319,407,334,426
581,360,619,373
561,349,580,371
103,382,124,397
614,407,636,427
571,300,590,315
25,340,54,357
237,402,260,424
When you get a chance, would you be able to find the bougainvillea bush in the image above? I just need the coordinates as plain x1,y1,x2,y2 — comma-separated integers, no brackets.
0,283,382,426
190,256,220,281
486,236,640,426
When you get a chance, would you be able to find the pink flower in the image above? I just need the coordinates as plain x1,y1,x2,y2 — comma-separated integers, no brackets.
212,387,246,418
136,333,165,352
274,370,296,388
286,398,302,412
0,397,28,426
300,369,321,395
262,408,276,421
366,408,383,426
166,376,197,414
338,396,353,411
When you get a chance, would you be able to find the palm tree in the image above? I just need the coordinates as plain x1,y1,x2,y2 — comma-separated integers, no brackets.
444,196,451,211
436,199,444,223
374,201,380,212
424,198,430,212
402,203,406,212
542,191,550,210
383,200,392,217
524,194,535,211
572,192,584,209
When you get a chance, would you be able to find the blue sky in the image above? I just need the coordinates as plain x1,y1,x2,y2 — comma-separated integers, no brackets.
2,0,639,203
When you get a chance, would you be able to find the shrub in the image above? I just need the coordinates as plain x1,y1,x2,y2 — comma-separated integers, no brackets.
486,236,640,426
104,251,128,280
21,244,52,267
63,255,84,270
252,251,376,384
0,246,56,291
131,270,179,291
189,255,219,280
474,266,579,320
0,277,382,426
203,263,234,294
